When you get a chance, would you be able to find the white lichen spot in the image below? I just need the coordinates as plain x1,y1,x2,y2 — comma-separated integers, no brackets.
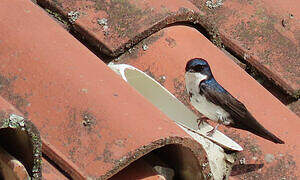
97,18,109,35
264,153,275,163
114,57,120,62
119,156,127,162
224,154,235,164
142,44,148,51
81,88,88,93
19,121,25,127
244,53,249,60
8,114,25,128
157,75,167,84
97,18,108,26
239,157,246,165
206,0,223,9
103,25,109,31
202,162,209,168
207,173,213,178
68,11,80,23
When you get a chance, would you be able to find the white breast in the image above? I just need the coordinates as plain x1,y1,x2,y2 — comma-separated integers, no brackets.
185,72,231,125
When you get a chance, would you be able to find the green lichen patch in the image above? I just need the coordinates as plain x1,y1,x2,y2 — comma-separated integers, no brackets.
92,0,150,38
45,8,69,27
0,74,29,115
189,0,300,96
116,30,164,62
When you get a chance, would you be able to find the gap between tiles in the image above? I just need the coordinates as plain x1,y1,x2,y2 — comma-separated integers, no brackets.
36,3,299,117
42,153,72,179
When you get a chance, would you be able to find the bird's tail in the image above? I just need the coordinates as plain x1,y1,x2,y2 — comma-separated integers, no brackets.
232,114,284,144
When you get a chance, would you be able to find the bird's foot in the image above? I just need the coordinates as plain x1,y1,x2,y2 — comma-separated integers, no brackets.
207,124,219,137
197,116,209,129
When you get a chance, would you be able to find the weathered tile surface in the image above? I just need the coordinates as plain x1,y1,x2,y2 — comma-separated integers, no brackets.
0,0,212,179
190,0,300,96
37,0,300,96
37,0,200,57
116,25,300,179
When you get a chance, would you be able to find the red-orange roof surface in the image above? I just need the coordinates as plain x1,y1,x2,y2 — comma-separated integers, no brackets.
0,0,299,179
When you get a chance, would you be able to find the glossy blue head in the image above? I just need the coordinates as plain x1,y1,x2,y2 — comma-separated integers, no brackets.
185,58,213,78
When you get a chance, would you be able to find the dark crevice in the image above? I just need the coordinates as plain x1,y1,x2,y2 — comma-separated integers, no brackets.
0,128,33,177
37,1,214,63
231,164,264,176
149,144,204,180
37,2,297,107
42,153,73,180
166,21,211,40
110,144,205,180
69,28,115,63
74,21,212,64
224,46,297,105
36,1,115,63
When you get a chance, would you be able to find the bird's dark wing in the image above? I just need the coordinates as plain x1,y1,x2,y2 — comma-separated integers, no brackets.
200,83,248,120
200,82,284,144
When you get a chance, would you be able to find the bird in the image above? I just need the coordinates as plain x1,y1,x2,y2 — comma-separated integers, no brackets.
184,58,284,144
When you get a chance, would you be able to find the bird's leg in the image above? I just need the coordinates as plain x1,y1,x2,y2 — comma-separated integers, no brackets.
207,124,219,137
197,115,209,129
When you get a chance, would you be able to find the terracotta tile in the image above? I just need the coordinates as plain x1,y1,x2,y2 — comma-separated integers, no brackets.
288,100,300,117
190,0,300,96
0,146,30,180
0,96,42,179
42,157,68,180
36,0,199,57
110,159,165,180
116,25,300,179
37,0,300,96
0,1,212,179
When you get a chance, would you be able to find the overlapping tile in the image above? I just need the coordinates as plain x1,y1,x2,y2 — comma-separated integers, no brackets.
36,0,200,57
190,0,300,96
115,25,300,179
0,0,214,179
37,0,300,96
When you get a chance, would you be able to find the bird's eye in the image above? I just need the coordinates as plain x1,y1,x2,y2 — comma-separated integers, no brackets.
188,68,195,72
195,65,203,72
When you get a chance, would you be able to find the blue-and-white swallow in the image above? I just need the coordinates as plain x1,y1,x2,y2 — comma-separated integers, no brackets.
185,58,284,144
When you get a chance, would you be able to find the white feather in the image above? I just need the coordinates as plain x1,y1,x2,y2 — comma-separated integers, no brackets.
185,72,231,125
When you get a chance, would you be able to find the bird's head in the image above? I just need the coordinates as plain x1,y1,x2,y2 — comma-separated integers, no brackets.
185,58,213,79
